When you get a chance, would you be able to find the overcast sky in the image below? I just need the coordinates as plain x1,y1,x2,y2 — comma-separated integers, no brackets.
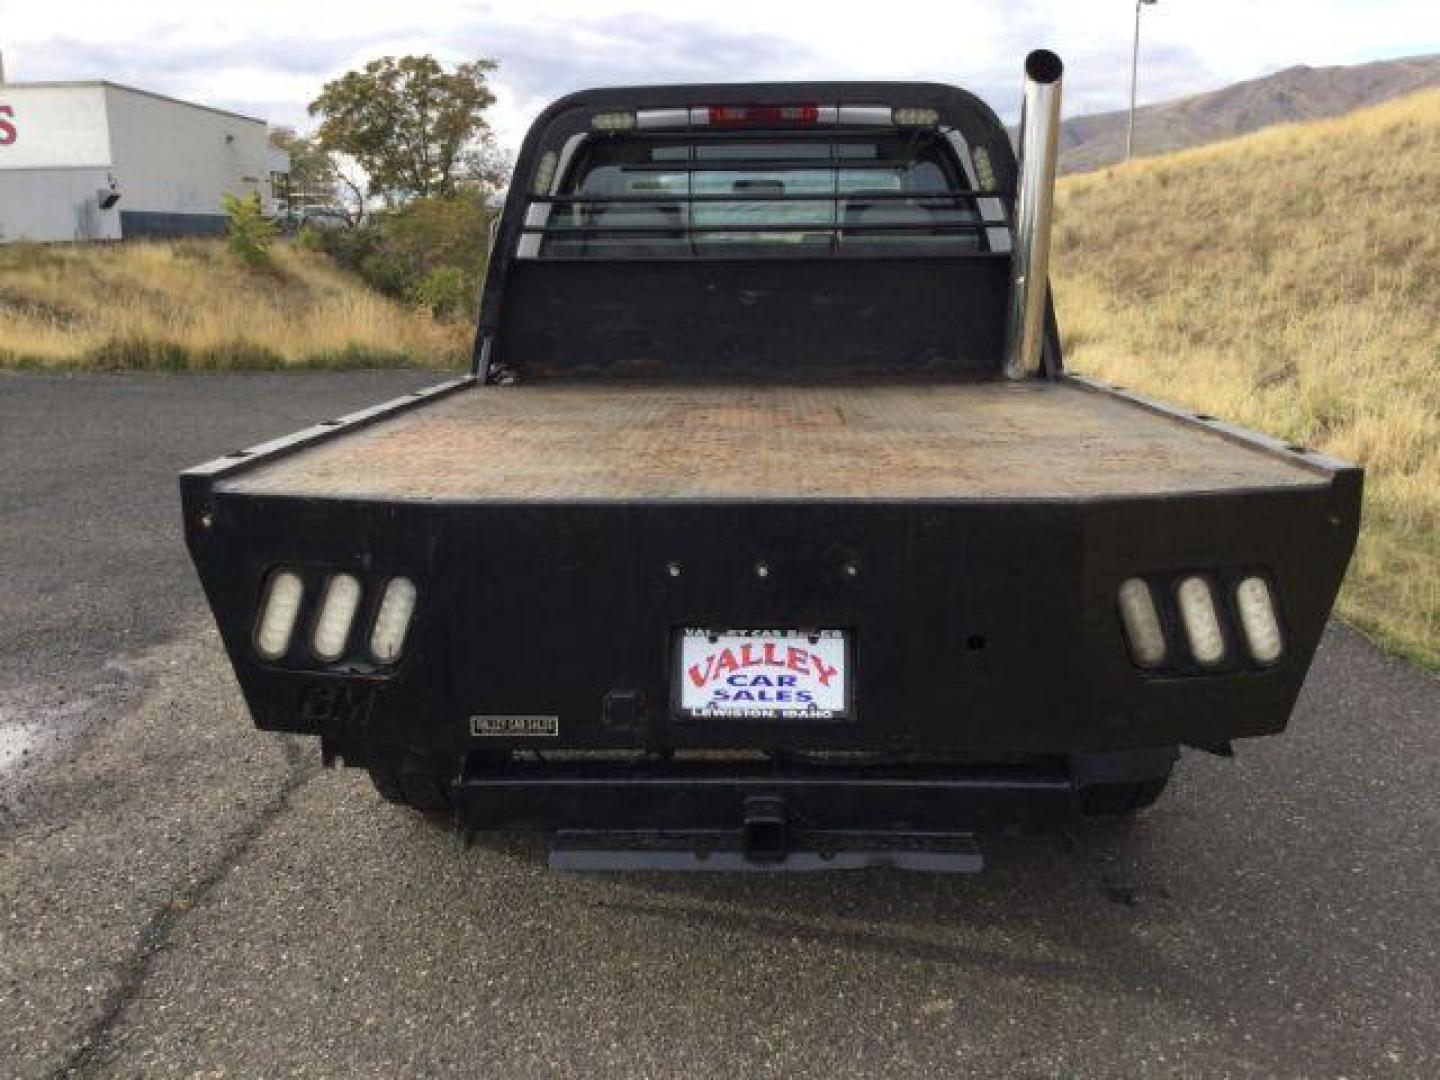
3,0,1438,149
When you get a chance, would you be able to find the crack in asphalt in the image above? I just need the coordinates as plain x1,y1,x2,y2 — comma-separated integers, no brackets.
51,738,320,1079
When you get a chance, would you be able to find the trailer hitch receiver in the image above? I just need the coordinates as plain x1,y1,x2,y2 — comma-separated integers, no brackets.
742,795,789,863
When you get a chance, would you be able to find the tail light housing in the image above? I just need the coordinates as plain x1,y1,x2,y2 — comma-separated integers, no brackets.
1117,570,1285,674
252,570,416,669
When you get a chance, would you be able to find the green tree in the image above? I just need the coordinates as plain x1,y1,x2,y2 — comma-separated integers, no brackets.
308,55,500,203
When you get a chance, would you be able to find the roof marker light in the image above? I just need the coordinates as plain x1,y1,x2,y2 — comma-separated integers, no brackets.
255,570,304,660
369,577,418,664
312,573,362,662
1118,578,1166,668
1235,576,1283,665
892,107,940,128
1177,576,1225,666
591,111,637,132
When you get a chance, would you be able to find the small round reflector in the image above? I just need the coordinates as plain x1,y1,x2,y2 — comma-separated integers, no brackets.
312,573,362,662
1118,578,1166,668
1235,577,1283,665
255,570,304,660
1177,576,1225,666
369,577,418,663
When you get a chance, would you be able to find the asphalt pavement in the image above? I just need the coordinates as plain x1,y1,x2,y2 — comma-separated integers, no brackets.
1,371,1436,1078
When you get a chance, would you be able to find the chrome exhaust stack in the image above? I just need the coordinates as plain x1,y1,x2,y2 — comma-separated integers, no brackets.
1003,49,1065,380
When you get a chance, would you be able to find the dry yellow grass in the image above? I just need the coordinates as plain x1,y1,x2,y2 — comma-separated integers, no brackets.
1054,88,1440,669
0,239,470,370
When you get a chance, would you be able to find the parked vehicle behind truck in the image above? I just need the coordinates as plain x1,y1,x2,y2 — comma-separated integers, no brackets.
182,52,1360,871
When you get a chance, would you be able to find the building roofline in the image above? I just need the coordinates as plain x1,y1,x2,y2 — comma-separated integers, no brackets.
0,80,269,125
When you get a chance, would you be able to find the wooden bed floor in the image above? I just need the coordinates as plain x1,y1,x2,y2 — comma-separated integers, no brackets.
221,381,1323,501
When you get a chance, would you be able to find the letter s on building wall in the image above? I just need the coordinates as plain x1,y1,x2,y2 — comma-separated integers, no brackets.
0,105,17,146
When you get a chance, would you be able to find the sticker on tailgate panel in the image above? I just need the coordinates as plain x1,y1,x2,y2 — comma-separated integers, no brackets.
470,714,559,737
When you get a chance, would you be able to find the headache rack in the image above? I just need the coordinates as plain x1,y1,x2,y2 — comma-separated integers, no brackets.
518,127,1012,257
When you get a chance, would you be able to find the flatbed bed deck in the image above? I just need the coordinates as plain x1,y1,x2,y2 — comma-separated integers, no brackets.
220,379,1325,502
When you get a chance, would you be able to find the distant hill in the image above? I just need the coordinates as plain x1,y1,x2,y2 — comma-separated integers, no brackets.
1056,53,1440,173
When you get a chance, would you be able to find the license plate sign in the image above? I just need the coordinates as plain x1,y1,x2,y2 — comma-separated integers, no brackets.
677,629,849,720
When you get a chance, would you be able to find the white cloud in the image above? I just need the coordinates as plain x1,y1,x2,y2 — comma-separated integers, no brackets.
2,0,1437,148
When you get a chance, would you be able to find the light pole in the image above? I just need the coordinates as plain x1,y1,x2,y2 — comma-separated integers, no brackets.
1127,0,1158,160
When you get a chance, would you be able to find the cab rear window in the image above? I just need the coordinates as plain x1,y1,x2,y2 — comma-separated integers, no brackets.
532,131,995,258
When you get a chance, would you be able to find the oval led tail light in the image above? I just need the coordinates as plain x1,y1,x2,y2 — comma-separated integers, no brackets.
1177,576,1225,666
369,577,417,663
1118,578,1166,668
1235,576,1283,665
312,573,362,661
255,570,304,659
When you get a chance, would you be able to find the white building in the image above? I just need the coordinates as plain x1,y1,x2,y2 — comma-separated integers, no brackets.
0,77,288,242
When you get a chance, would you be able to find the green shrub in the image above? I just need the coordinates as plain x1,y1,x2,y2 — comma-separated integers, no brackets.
295,225,329,252
319,194,491,320
222,192,277,267
355,247,412,297
382,195,490,280
411,265,473,319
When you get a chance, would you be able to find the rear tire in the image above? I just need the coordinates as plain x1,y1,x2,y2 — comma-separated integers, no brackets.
1078,773,1171,817
368,764,453,815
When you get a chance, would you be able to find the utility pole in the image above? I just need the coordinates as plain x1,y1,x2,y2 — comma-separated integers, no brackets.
1127,0,1157,160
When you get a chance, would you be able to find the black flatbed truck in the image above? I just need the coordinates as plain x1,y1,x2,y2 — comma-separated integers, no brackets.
182,53,1361,871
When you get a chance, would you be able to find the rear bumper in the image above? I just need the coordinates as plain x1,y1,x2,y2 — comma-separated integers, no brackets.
452,749,1178,868
455,758,1076,833
451,745,1176,829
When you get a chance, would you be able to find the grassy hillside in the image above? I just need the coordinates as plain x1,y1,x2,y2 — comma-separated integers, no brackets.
0,240,470,371
1054,89,1440,669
